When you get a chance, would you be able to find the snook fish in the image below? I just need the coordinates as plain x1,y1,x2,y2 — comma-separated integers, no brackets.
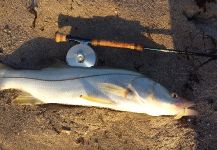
0,63,197,119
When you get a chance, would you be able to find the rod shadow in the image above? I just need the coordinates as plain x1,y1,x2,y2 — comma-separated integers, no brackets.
2,15,167,70
57,14,168,69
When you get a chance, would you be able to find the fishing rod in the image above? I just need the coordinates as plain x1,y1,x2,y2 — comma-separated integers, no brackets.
55,32,217,59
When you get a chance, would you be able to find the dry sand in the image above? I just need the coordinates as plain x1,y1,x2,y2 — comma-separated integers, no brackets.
0,0,217,149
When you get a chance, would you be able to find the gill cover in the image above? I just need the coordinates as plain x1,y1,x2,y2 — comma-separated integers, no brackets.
129,77,158,101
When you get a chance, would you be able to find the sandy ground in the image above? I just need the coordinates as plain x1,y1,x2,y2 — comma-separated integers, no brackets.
0,0,217,149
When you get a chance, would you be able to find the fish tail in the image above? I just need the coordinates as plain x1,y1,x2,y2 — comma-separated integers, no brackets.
0,76,3,91
0,63,8,90
0,78,2,90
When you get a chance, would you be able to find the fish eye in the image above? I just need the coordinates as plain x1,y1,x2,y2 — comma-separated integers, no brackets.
171,93,178,98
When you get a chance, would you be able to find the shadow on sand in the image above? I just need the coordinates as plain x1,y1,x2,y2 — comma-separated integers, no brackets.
2,15,168,70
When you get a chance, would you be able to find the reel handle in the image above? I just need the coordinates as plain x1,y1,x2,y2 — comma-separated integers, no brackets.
55,32,67,42
55,32,144,51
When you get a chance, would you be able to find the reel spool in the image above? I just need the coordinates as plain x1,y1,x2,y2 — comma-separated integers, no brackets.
66,43,97,67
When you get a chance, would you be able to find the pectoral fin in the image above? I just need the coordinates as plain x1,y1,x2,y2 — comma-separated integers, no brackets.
13,92,43,105
99,83,130,97
80,95,114,104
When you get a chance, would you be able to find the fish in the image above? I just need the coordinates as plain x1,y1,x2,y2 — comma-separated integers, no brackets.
0,63,197,119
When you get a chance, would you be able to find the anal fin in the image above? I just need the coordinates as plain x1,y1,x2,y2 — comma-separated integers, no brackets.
80,95,114,105
13,91,43,105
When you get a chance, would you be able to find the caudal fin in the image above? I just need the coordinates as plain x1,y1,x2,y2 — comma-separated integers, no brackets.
0,63,8,90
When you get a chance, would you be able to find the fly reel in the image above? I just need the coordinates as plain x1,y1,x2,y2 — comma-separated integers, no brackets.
66,43,97,67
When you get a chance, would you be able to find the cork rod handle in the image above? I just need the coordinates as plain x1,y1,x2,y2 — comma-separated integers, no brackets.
91,39,144,51
55,32,144,51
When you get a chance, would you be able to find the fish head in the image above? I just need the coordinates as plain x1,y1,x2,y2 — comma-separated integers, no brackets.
169,95,198,119
130,78,198,118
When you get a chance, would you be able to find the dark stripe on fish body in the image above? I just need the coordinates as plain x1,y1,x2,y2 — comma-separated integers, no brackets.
0,73,143,82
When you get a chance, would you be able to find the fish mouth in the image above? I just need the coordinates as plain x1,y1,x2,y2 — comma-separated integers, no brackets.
184,108,198,116
174,99,195,108
174,98,198,118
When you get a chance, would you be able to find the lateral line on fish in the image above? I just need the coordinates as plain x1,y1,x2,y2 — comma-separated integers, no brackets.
0,73,142,82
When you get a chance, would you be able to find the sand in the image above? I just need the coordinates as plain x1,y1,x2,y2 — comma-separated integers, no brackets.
0,0,217,149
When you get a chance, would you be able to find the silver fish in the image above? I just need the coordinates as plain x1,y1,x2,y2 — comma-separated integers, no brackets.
0,63,197,119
